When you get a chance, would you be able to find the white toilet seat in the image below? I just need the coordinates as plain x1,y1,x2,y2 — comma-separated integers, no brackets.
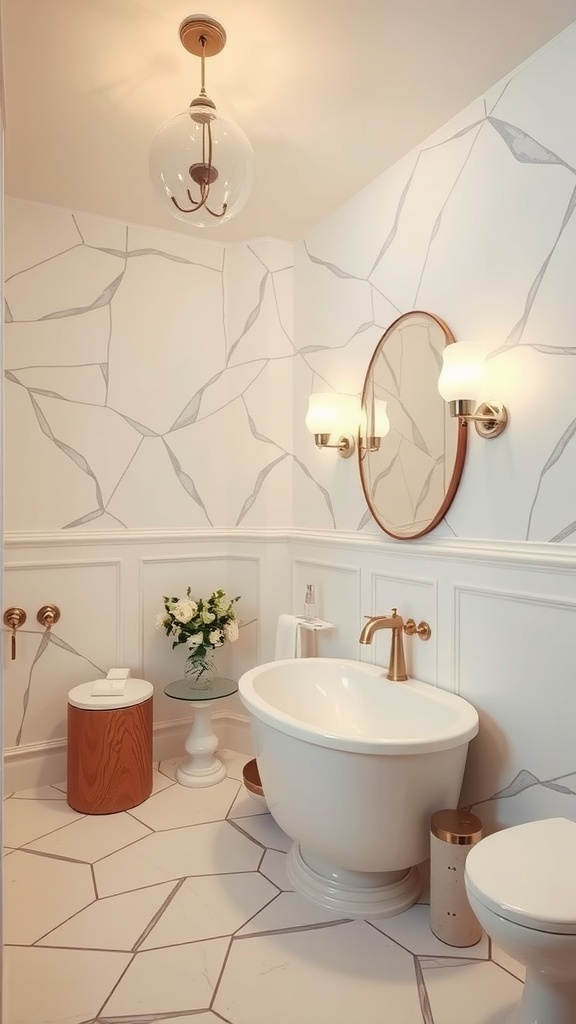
465,817,576,935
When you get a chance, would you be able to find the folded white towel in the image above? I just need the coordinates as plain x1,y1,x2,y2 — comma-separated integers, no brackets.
274,614,302,660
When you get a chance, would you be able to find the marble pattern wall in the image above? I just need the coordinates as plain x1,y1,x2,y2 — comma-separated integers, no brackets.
294,23,576,543
4,199,296,532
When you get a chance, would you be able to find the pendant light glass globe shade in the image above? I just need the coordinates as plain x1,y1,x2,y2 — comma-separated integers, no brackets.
150,103,254,227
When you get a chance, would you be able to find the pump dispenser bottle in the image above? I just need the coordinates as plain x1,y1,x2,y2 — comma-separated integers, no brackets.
304,584,316,621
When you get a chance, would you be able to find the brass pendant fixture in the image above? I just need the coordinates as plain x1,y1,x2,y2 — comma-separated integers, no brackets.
150,15,253,227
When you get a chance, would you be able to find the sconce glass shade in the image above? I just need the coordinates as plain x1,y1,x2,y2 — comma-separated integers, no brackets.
150,103,254,227
373,399,390,437
305,393,360,436
305,393,342,435
438,342,487,402
360,399,390,439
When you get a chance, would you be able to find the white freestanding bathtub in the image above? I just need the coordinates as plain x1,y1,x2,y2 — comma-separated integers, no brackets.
239,658,479,918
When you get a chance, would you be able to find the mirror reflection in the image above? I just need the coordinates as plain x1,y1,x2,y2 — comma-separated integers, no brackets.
359,311,467,539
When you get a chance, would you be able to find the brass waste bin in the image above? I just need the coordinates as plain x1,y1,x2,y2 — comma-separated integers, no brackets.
430,808,483,947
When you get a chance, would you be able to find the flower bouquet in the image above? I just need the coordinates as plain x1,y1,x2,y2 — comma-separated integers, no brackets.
159,587,240,687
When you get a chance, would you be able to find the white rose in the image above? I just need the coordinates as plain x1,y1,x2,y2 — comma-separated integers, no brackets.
156,613,169,628
173,600,196,624
224,620,239,643
188,632,203,649
202,610,215,624
209,629,223,646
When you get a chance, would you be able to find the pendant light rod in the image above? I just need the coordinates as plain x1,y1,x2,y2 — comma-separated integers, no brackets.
150,14,253,228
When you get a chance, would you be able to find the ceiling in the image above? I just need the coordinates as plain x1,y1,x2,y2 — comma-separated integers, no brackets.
3,0,576,243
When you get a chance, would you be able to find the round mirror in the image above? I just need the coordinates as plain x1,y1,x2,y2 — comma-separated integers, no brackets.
359,311,467,539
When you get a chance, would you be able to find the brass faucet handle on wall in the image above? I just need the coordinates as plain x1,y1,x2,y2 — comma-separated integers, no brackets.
37,605,61,630
3,607,27,660
404,619,432,641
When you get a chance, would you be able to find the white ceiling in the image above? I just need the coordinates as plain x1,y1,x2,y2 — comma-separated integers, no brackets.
3,0,576,242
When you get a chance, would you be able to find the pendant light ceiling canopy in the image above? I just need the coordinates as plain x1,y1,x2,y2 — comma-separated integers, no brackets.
150,15,253,228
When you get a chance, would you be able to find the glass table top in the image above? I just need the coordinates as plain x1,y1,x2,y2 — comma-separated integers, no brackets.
164,676,239,702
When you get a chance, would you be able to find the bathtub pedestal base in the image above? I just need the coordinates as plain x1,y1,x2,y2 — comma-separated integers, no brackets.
287,843,421,919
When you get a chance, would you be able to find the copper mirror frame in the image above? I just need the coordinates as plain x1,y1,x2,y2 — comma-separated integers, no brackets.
359,311,467,540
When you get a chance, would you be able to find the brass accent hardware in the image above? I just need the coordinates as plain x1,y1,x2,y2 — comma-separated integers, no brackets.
431,809,482,845
179,15,226,57
3,607,27,660
359,608,433,682
449,399,509,439
313,432,356,459
404,619,432,641
37,605,61,629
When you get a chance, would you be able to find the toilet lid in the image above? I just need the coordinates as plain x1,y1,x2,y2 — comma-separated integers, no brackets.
465,817,576,934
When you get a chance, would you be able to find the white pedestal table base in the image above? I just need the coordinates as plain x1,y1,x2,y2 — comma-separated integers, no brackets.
176,699,227,788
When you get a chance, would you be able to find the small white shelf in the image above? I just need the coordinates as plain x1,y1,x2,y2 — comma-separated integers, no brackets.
295,617,334,632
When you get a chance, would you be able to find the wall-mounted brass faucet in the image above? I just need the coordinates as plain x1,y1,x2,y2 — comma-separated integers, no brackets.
3,607,27,660
359,608,431,681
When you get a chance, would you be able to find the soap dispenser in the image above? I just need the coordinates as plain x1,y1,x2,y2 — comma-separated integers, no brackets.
304,584,316,621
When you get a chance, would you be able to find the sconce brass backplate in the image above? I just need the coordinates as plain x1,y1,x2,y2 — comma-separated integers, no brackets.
179,16,226,56
474,401,508,439
37,605,61,628
338,434,356,459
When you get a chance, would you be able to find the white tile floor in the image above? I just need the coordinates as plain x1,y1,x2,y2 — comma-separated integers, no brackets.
3,750,525,1024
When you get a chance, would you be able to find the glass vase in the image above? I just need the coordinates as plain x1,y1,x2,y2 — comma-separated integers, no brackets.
184,651,214,690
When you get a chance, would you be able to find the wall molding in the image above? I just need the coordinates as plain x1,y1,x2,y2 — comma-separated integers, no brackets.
4,712,253,794
5,527,576,571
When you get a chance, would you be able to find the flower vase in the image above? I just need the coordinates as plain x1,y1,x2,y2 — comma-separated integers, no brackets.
185,652,214,690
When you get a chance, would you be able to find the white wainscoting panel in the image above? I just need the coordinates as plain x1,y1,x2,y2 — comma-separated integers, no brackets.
4,528,576,834
455,584,576,833
3,559,121,750
292,558,361,658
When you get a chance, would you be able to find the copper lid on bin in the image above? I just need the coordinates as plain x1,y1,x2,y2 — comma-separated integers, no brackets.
431,809,482,845
242,758,264,796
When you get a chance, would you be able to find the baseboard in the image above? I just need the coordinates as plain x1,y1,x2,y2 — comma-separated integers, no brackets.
3,712,254,795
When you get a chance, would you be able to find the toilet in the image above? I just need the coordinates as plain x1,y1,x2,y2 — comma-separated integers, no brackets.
464,817,576,1024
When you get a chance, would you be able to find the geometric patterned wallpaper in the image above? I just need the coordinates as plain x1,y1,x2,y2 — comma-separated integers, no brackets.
295,23,576,543
5,26,576,544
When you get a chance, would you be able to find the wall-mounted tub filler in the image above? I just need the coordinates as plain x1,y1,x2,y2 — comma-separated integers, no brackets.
239,657,479,919
359,608,431,681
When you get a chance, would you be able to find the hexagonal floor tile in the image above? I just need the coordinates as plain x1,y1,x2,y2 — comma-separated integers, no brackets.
236,891,346,935
4,945,131,1024
5,851,95,944
25,809,151,862
101,939,229,1018
371,902,490,959
214,920,423,1024
37,880,177,950
140,871,278,947
94,820,263,897
3,797,84,847
129,776,239,830
232,812,291,852
420,957,523,1023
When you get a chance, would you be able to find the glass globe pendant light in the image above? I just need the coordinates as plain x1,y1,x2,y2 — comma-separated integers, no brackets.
150,15,253,227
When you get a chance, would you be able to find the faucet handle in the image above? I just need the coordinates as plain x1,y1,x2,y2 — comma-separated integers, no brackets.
404,619,431,641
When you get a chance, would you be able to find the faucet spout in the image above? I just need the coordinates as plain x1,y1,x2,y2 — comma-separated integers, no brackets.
359,608,407,682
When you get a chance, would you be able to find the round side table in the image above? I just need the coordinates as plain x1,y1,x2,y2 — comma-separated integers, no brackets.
164,676,238,788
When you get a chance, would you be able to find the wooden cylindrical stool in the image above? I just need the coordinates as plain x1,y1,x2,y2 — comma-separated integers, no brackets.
67,678,153,814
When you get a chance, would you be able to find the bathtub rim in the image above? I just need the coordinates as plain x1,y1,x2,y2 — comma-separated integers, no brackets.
238,658,479,755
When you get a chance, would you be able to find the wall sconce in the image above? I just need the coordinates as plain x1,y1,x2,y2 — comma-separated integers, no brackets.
438,343,509,438
150,15,253,227
360,398,390,454
305,393,358,459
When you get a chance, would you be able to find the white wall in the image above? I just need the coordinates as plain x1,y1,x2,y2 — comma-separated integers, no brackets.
294,23,576,543
4,25,576,834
